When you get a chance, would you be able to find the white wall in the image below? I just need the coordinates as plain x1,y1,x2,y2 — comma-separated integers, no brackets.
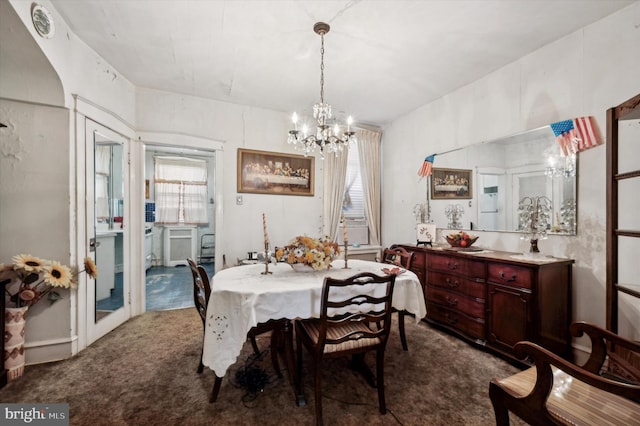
0,99,75,363
136,87,326,263
382,3,640,347
6,0,136,120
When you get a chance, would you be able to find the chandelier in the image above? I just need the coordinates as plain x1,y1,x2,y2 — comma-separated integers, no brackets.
288,22,356,158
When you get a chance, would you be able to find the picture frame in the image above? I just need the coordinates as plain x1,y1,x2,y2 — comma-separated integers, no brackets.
430,168,472,199
237,148,314,196
416,223,437,247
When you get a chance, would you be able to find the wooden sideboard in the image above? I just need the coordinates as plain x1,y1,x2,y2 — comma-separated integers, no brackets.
393,244,574,362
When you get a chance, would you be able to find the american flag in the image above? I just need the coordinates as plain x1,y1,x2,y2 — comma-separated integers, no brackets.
550,116,599,156
418,155,435,178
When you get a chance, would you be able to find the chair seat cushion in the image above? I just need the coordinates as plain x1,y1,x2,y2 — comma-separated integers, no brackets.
298,320,381,354
497,366,640,425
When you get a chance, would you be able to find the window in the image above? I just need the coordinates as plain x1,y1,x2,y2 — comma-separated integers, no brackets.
154,157,208,225
341,144,369,245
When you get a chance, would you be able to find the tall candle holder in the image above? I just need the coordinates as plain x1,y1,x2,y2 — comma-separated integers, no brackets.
343,240,350,269
445,204,464,229
261,243,272,275
518,196,551,253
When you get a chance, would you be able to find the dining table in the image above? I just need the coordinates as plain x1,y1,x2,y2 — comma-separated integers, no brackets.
201,258,427,382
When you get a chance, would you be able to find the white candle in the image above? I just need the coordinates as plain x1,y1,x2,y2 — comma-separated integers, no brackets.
342,214,348,243
262,213,269,247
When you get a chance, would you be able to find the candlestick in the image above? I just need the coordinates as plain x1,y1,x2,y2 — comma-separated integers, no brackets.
261,242,272,275
343,240,350,269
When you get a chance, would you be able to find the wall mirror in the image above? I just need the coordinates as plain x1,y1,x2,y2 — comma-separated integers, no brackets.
93,133,126,322
429,125,577,235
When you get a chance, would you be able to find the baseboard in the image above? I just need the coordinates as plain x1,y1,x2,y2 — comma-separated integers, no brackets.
24,335,78,365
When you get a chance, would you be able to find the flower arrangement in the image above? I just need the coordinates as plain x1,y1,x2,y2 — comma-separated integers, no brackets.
1,254,98,308
275,235,340,271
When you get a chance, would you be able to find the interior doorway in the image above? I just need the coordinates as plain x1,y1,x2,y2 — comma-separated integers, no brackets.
144,144,216,311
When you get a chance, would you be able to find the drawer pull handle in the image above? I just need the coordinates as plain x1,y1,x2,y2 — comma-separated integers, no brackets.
445,278,459,288
500,271,517,282
445,296,458,306
446,262,459,270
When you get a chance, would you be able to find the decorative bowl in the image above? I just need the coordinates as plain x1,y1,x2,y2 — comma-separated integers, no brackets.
445,232,479,248
290,263,320,273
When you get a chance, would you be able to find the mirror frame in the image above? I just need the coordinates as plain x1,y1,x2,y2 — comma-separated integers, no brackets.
427,125,578,235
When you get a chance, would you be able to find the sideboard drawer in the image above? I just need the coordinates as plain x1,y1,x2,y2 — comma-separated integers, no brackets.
427,286,485,318
428,271,485,300
487,263,533,290
427,302,485,341
428,253,484,278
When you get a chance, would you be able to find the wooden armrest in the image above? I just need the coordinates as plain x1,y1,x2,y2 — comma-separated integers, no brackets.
490,325,640,425
570,322,640,376
513,341,640,404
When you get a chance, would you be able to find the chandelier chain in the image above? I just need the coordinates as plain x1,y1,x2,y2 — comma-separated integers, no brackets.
319,33,325,105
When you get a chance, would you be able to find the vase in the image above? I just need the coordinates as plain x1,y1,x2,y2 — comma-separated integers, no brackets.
290,264,318,273
4,306,28,381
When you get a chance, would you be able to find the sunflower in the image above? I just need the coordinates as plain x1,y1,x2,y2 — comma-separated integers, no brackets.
12,254,47,273
83,257,99,279
43,261,73,288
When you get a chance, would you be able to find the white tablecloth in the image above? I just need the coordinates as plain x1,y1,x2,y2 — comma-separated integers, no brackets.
202,259,426,376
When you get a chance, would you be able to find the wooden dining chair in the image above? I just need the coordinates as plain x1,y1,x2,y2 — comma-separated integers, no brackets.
295,272,396,426
382,246,414,351
188,258,293,402
188,258,211,374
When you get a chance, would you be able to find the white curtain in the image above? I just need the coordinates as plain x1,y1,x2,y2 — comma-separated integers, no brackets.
183,182,208,224
155,156,208,225
357,129,382,246
155,182,181,224
322,150,349,241
95,145,111,220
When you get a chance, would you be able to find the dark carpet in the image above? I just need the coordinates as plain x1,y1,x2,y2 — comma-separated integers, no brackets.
0,309,527,425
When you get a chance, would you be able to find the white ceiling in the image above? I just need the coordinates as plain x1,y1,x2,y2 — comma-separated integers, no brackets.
49,0,634,127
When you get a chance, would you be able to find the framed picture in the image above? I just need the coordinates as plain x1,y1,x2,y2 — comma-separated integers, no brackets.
237,148,314,196
430,168,472,199
416,223,437,246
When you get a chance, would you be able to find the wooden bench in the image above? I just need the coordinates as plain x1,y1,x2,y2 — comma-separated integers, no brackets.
489,322,640,425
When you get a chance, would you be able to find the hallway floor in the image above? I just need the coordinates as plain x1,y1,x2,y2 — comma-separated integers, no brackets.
146,263,215,311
